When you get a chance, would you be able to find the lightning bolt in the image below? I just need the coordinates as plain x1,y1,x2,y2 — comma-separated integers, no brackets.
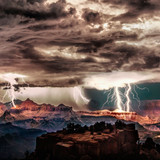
102,87,125,112
102,82,150,113
102,88,115,109
115,86,123,112
10,83,16,107
135,85,149,92
1,73,27,108
102,83,133,112
84,72,152,112
126,83,131,112
73,86,90,105
132,84,149,111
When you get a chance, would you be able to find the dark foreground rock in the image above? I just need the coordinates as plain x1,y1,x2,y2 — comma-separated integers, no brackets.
24,121,160,160
25,122,140,160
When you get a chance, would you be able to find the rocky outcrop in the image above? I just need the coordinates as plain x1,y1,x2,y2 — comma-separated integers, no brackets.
34,123,139,160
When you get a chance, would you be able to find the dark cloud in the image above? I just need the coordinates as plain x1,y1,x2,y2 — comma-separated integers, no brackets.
21,47,43,59
28,24,57,31
0,0,159,87
100,0,158,22
27,0,45,4
82,9,101,24
102,0,156,10
112,11,140,22
144,56,160,69
7,35,23,42
0,0,75,21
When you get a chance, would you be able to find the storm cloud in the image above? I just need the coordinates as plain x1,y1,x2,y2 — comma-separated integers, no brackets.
0,0,160,87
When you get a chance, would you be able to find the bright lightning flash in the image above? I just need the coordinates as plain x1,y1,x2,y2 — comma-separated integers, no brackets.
102,83,149,112
102,84,132,112
73,86,90,105
126,83,131,112
0,73,27,108
115,86,123,112
83,72,153,112
102,86,126,112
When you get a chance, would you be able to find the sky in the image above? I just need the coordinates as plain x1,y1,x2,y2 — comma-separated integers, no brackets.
0,0,160,111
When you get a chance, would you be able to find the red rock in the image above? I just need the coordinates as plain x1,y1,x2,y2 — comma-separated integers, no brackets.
34,124,139,160
78,110,158,125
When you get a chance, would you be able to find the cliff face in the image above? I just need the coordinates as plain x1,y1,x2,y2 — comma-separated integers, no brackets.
34,124,139,160
78,110,158,125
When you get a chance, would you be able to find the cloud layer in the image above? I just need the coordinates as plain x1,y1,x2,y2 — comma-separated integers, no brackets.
0,0,160,86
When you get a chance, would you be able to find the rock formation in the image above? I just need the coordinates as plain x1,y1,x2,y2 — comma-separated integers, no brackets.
33,122,139,160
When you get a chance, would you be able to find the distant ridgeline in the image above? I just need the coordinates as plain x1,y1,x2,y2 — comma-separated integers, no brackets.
25,121,160,160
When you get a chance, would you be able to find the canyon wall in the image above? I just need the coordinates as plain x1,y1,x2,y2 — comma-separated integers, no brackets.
35,124,139,160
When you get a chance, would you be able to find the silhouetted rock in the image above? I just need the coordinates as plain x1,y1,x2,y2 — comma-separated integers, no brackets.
115,120,126,129
143,137,155,150
33,122,139,160
140,137,160,160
